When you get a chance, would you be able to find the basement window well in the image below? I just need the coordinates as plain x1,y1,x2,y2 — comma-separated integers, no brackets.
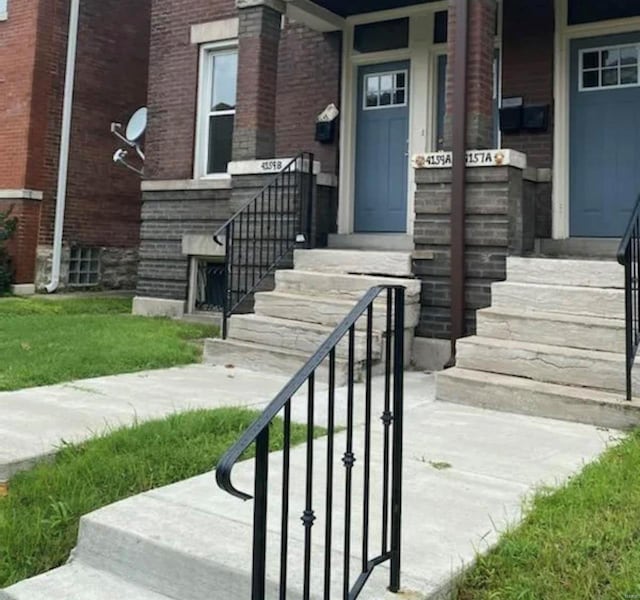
68,247,101,286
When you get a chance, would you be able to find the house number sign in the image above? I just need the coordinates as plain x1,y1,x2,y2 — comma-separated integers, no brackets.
413,149,526,169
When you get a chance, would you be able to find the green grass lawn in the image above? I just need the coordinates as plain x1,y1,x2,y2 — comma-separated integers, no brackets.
454,430,640,600
0,408,311,587
0,296,217,391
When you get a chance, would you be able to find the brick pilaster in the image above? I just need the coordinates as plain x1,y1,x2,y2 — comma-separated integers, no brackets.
233,1,283,160
445,0,497,149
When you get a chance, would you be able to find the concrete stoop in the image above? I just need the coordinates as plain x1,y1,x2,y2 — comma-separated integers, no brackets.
204,249,421,383
437,256,640,428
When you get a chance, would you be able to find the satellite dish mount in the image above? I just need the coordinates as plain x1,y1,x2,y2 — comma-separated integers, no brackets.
111,107,147,176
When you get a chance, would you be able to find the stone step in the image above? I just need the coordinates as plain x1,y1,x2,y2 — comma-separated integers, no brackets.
436,367,640,430
0,562,174,600
227,314,381,362
275,270,421,303
203,338,357,384
476,306,625,353
456,336,631,393
254,291,420,330
491,281,625,318
294,249,413,277
507,256,623,289
328,233,414,251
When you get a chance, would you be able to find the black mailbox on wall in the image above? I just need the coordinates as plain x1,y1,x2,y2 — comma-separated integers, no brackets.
499,97,523,134
315,119,337,144
523,104,550,132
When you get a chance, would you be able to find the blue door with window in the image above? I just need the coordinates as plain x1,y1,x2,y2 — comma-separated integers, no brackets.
570,33,640,237
355,62,410,233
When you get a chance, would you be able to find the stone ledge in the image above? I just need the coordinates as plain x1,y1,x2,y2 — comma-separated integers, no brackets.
413,149,527,170
141,178,232,192
132,297,185,319
0,189,43,200
11,283,35,296
228,158,321,176
190,18,238,44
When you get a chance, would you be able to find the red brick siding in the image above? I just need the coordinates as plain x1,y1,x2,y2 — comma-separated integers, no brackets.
0,199,41,283
276,23,341,174
36,0,151,248
145,0,236,180
146,2,341,178
501,0,554,167
0,0,40,189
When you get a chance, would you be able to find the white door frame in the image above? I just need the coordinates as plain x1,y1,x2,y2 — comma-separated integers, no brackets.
553,0,640,239
337,3,447,235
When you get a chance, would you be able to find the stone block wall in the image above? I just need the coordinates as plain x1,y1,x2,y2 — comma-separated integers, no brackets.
413,165,535,339
136,189,231,301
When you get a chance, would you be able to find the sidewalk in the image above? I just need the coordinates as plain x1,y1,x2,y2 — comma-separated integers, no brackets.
0,365,616,598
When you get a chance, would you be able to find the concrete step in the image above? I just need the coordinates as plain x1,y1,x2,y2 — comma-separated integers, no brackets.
203,338,357,384
328,233,414,251
254,291,420,330
275,270,421,303
491,281,625,318
294,249,413,277
535,237,619,260
227,314,381,361
456,336,631,393
0,562,174,600
507,256,623,289
436,367,640,430
476,306,625,353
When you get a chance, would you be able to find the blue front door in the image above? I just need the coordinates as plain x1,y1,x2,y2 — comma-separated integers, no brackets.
570,33,640,237
355,62,410,233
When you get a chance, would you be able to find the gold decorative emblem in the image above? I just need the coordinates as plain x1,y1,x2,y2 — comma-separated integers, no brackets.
414,154,426,168
494,151,505,165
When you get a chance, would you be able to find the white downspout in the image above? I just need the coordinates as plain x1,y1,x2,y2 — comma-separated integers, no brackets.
46,0,80,293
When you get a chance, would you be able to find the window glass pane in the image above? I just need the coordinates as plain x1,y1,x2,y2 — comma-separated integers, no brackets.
396,72,405,89
208,114,234,174
380,74,393,94
569,0,640,25
602,49,620,68
365,76,379,107
380,91,392,106
354,18,409,54
602,67,619,86
434,11,448,44
394,89,405,105
621,46,638,65
583,51,599,69
621,66,638,84
582,70,599,88
211,52,238,111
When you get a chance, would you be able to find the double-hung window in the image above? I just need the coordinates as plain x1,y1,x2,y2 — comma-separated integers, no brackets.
0,0,8,21
196,44,238,177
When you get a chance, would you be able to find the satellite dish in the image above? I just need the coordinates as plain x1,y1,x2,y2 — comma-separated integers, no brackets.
125,107,147,142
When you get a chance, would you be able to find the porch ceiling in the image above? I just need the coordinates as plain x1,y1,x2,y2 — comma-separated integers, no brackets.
310,0,438,18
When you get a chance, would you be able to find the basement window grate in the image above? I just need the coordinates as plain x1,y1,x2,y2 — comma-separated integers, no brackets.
68,247,101,286
195,259,225,312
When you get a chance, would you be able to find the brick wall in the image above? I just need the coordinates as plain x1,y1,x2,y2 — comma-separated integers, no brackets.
0,199,41,284
501,0,554,168
276,23,342,174
36,0,151,249
137,189,230,299
0,0,40,189
145,1,342,180
413,166,535,339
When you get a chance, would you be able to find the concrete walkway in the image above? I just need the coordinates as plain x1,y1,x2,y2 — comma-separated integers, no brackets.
1,365,617,599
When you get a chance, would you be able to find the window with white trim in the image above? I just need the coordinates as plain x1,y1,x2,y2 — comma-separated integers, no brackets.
0,0,8,21
580,44,640,91
196,45,238,176
364,71,407,110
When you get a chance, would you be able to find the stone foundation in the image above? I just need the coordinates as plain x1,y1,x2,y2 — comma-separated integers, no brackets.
35,245,139,291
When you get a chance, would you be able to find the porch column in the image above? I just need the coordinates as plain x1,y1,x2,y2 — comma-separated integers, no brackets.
445,0,497,149
233,0,284,161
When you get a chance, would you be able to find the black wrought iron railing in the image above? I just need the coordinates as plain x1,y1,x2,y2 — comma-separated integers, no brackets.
216,286,406,599
214,152,315,338
617,195,640,402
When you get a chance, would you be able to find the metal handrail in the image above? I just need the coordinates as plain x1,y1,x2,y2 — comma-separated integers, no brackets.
216,285,406,599
617,194,640,401
213,152,315,338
